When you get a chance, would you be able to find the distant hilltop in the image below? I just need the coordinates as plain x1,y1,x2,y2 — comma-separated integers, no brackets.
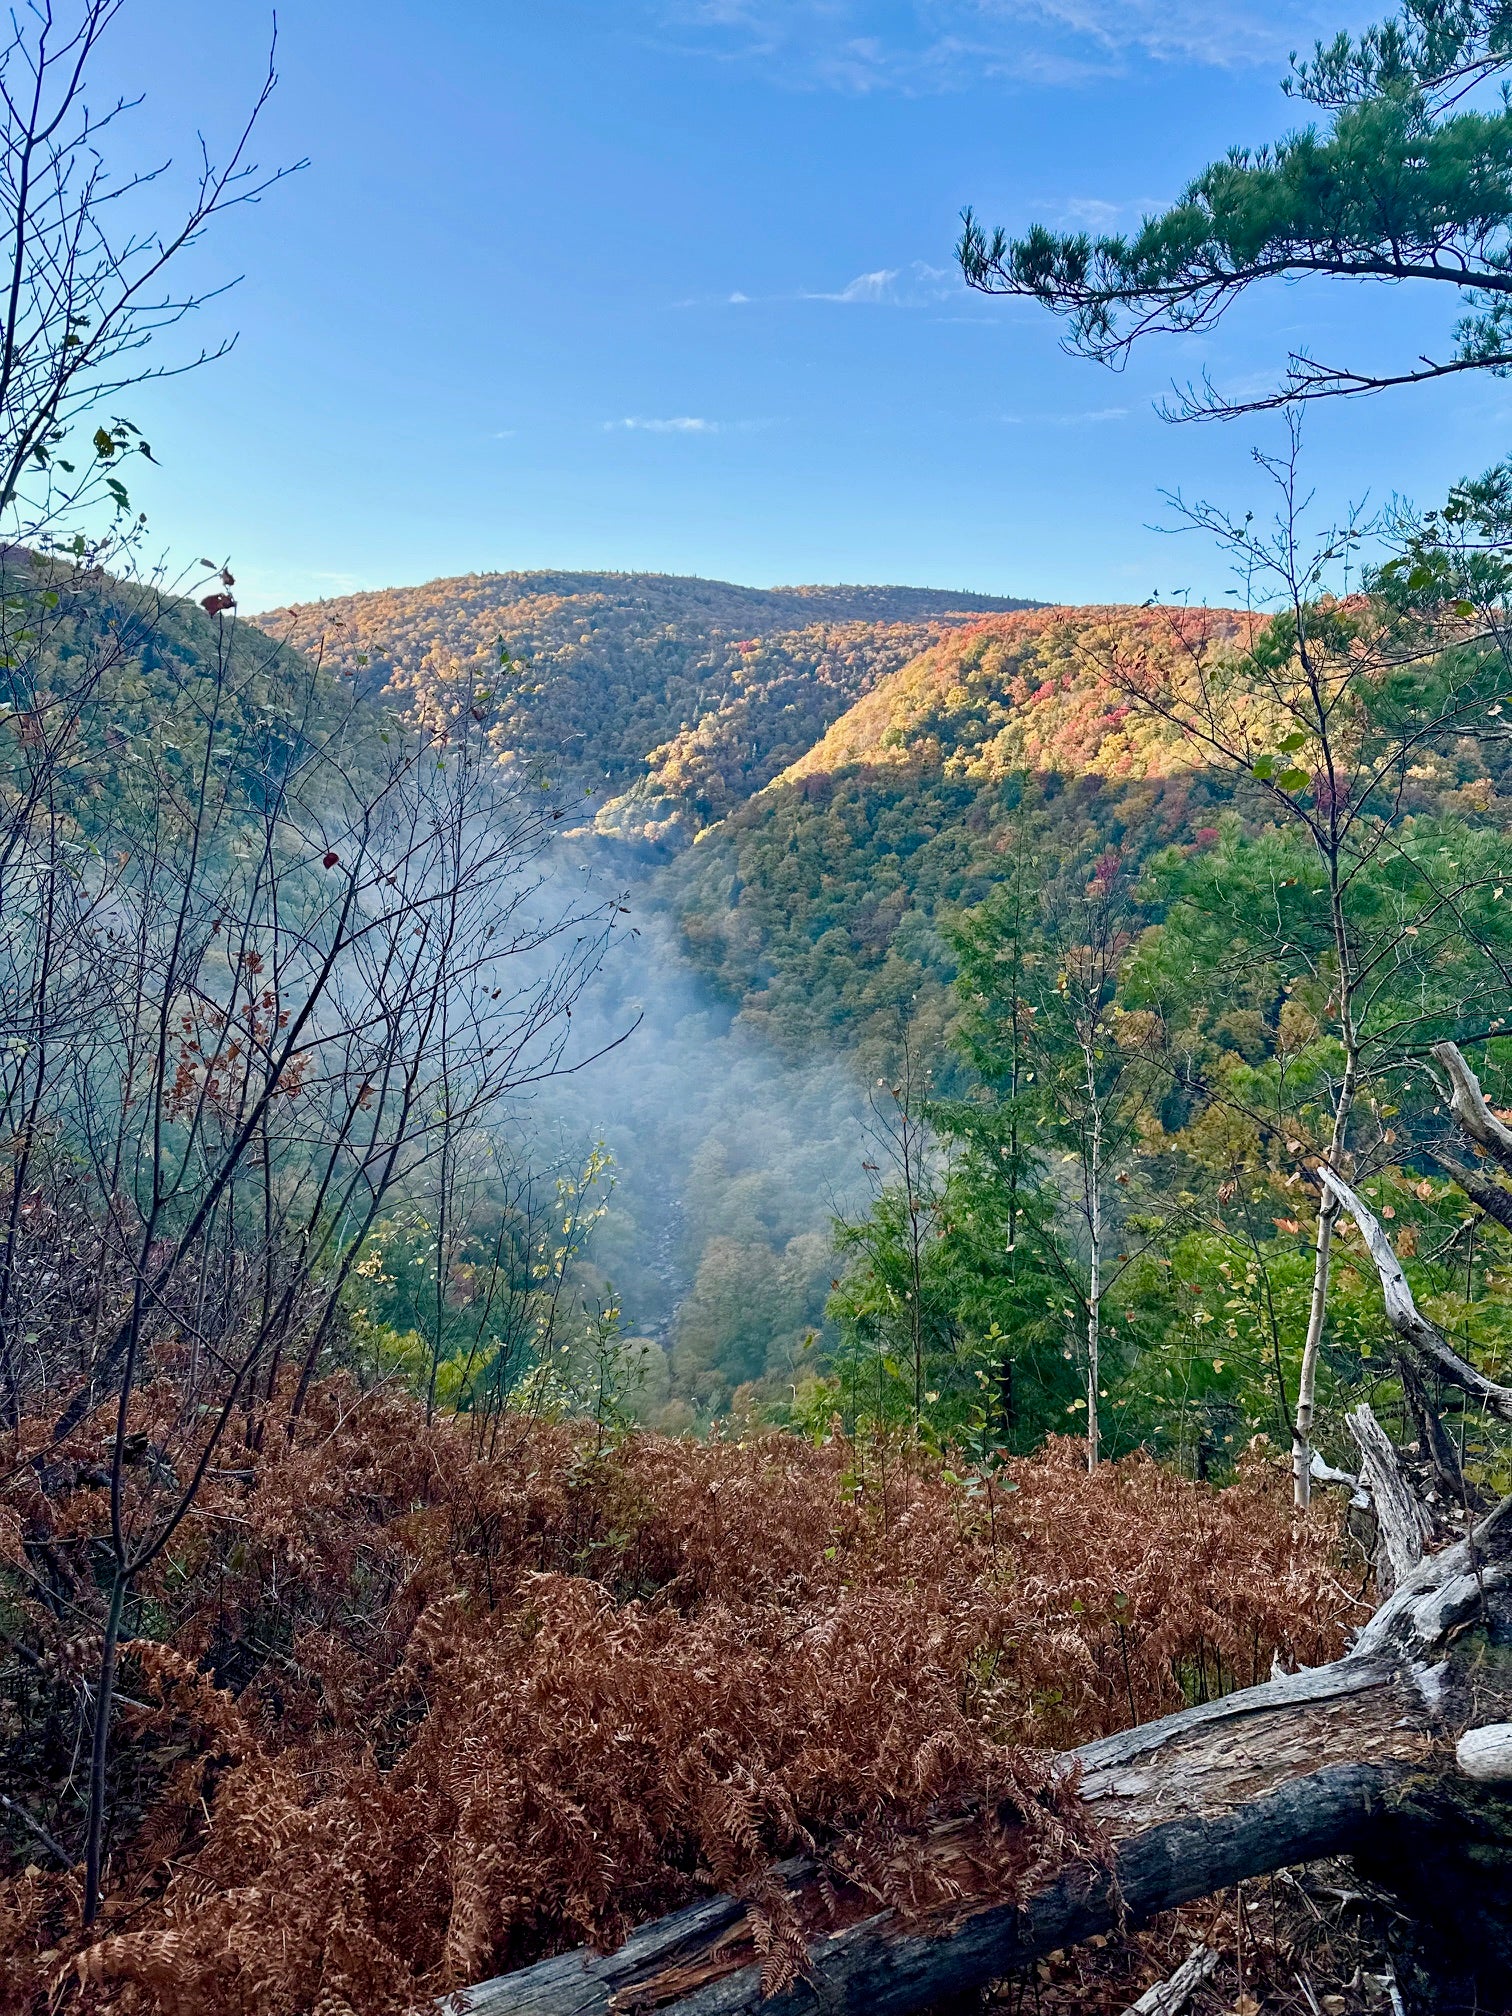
255,568,1040,645
250,570,1040,840
252,569,1037,636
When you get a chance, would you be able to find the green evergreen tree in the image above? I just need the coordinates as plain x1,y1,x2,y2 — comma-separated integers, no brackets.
959,0,1512,414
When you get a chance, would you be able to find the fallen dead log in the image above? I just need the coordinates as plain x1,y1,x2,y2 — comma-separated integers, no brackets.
458,1497,1512,2016
1345,1402,1432,1592
1118,1944,1218,2016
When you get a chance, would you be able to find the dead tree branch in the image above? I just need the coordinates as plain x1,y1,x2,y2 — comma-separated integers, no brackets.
1317,1168,1512,1423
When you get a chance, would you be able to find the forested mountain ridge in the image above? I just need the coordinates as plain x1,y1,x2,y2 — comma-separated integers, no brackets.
671,604,1255,1057
779,604,1250,786
252,569,1036,842
243,588,1268,1060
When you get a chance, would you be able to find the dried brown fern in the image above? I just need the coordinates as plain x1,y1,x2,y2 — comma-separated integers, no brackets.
0,1383,1356,2015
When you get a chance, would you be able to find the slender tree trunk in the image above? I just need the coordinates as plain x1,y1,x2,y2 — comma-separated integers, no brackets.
1084,1040,1103,1471
1292,877,1358,1510
1086,1217,1101,1472
1293,1189,1339,1509
83,1567,127,1926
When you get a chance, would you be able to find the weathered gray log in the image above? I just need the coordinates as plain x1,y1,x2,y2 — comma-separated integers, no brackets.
1118,1944,1218,2016
459,1766,1397,2016
1308,1448,1365,1502
1317,1167,1512,1421
1458,1723,1512,1781
1429,1150,1512,1237
455,1496,1512,2016
1346,1402,1431,1592
1433,1040,1512,1166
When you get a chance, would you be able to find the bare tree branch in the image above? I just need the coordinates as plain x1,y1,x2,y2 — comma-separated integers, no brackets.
1318,1166,1512,1421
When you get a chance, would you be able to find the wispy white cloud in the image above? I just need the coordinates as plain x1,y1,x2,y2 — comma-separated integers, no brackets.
606,416,723,432
1000,404,1130,424
807,265,899,302
1035,194,1172,232
803,260,959,303
604,415,773,433
673,260,960,309
653,0,1348,90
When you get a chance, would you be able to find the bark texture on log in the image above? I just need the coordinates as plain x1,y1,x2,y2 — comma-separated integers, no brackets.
1317,1167,1512,1421
457,1498,1512,2016
1429,1151,1512,1238
1433,1040,1512,1165
1118,1944,1218,2016
1346,1402,1431,1591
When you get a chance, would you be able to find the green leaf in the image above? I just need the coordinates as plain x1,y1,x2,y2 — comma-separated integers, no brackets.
1277,730,1308,753
1250,755,1274,780
1277,767,1311,792
93,428,115,459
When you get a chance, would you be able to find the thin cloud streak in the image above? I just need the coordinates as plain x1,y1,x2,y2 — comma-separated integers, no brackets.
801,261,958,304
654,0,1350,90
607,416,720,432
671,261,960,309
1000,405,1130,424
604,416,773,433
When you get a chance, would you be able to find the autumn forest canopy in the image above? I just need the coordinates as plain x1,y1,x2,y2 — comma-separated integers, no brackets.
13,2,1512,2013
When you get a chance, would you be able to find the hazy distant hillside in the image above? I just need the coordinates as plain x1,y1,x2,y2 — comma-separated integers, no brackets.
673,605,1246,1058
0,563,331,832
252,571,1035,840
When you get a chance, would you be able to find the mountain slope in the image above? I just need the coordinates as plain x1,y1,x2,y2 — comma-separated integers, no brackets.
782,604,1247,786
251,571,1036,841
671,605,1246,1058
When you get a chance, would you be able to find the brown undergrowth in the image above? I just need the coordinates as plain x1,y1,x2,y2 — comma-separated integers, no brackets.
0,1380,1358,2015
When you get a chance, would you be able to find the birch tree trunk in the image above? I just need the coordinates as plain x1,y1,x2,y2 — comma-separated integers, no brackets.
1292,1008,1358,1508
1083,1030,1103,1470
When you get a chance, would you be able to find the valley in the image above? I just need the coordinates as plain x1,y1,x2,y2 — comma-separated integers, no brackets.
14,3,1512,2008
248,578,1252,1428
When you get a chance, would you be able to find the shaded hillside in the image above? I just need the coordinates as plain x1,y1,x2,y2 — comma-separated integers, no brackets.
251,571,1035,840
0,555,333,830
671,606,1247,1058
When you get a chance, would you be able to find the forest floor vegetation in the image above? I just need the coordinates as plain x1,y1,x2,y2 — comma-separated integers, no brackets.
0,1377,1354,2015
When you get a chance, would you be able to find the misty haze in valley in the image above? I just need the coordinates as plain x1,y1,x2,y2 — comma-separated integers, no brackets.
517,855,870,1427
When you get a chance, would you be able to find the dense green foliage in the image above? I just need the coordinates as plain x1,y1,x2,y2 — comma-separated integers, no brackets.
671,608,1241,1061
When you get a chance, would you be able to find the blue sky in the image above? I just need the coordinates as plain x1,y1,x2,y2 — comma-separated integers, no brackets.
92,0,1512,609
